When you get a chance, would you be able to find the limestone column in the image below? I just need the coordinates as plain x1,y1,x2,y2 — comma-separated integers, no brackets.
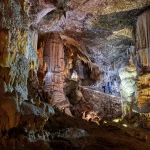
43,32,71,115
135,10,150,128
119,57,137,118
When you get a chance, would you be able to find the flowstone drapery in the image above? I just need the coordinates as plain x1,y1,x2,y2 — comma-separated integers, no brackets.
136,10,150,111
134,10,150,128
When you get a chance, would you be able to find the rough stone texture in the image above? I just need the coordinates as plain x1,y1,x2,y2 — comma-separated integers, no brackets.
63,38,98,86
119,57,137,117
135,10,150,111
45,111,150,150
0,0,38,100
0,92,20,133
49,128,88,139
80,87,122,121
20,101,54,131
0,1,55,147
44,33,70,110
133,10,150,128
65,79,121,122
35,0,150,82
2,0,150,149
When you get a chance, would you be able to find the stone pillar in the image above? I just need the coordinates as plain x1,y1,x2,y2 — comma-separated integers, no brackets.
43,32,71,115
135,10,150,128
119,57,137,118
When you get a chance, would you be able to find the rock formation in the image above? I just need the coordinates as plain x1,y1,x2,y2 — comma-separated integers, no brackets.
0,1,55,148
38,32,72,116
119,57,137,118
1,0,150,149
134,9,150,128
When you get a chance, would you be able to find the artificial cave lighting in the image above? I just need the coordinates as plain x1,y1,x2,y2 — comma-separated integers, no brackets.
122,124,128,127
113,118,121,123
71,70,78,80
1,0,150,149
104,121,107,124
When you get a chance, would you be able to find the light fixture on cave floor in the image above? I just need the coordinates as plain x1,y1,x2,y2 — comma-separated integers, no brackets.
113,118,121,123
71,70,78,81
103,121,107,124
122,124,128,127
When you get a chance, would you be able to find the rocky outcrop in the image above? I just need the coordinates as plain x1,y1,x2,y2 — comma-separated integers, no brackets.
44,111,150,150
65,79,122,122
81,87,122,121
0,92,20,134
20,101,54,131
0,0,38,100
0,2,55,148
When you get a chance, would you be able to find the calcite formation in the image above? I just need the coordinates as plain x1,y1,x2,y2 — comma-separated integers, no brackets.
0,1,55,146
119,57,137,117
136,10,150,67
0,0,38,100
135,10,150,109
65,79,122,122
81,87,122,121
2,0,150,149
137,74,150,110
38,32,72,115
134,10,150,128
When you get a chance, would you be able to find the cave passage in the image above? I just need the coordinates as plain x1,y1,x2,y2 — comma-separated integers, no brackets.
1,1,150,150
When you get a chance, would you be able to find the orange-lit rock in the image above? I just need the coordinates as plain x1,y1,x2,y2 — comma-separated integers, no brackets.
38,32,71,115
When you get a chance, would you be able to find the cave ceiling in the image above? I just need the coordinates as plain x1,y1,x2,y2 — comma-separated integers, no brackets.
30,0,150,71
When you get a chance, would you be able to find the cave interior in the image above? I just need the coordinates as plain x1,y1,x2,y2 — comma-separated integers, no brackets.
1,0,150,150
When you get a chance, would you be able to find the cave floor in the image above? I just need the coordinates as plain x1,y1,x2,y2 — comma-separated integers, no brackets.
45,112,150,150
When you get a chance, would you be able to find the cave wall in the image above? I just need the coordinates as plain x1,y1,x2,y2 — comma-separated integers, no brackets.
0,0,38,100
136,10,150,110
134,9,150,128
80,87,122,121
0,1,55,146
0,0,35,132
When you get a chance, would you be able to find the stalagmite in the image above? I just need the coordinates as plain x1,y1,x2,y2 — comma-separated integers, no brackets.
119,55,137,118
43,32,71,115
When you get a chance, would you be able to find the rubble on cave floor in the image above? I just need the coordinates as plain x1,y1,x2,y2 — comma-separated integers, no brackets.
1,108,150,150
43,111,150,150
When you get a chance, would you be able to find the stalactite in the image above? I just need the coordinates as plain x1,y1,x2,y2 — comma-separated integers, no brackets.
74,58,84,79
136,10,150,67
136,10,150,120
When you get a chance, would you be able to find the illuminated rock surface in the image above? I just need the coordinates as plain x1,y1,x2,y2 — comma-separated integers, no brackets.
1,0,150,150
119,57,137,117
